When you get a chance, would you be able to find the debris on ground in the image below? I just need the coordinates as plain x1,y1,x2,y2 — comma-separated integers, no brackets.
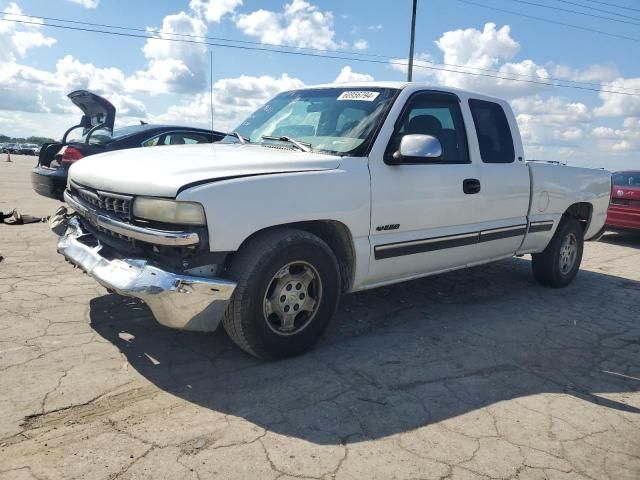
0,210,49,225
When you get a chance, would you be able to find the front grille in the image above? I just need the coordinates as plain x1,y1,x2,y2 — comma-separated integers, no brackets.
70,181,133,219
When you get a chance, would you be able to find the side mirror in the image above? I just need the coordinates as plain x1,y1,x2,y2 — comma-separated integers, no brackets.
391,134,443,164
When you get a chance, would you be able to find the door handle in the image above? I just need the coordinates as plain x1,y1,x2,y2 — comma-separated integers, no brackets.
463,178,481,194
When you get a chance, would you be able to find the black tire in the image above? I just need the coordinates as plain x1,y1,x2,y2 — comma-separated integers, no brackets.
222,228,341,359
531,216,584,288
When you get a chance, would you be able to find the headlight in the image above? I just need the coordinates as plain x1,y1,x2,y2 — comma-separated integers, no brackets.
133,197,206,225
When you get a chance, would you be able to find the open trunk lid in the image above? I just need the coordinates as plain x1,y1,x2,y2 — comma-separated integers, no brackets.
67,90,116,135
38,90,117,167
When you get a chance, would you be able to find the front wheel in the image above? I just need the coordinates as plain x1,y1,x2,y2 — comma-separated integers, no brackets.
222,229,341,359
531,216,584,288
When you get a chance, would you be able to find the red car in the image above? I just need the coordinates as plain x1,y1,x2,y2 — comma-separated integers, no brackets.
606,171,640,232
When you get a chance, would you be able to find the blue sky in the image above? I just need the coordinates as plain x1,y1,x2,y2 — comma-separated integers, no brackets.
1,0,639,169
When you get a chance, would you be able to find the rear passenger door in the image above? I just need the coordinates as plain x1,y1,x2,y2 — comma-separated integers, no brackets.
467,99,530,261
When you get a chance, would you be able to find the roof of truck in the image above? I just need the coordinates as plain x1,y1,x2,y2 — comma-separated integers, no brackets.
295,81,506,103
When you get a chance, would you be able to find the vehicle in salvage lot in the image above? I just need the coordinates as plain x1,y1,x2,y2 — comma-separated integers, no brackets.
2,143,20,154
32,90,225,200
19,143,40,155
50,82,611,359
606,171,640,232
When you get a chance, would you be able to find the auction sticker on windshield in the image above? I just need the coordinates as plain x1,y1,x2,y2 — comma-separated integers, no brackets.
337,91,380,101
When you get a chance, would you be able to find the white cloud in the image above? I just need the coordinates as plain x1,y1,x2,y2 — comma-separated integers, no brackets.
108,94,148,118
55,55,127,94
1,3,56,62
236,0,344,50
390,23,552,98
353,39,368,50
66,0,99,8
594,77,640,117
436,22,519,66
128,11,209,95
189,0,242,23
553,64,619,83
334,66,373,83
11,30,56,56
512,96,591,150
154,73,304,131
0,52,149,121
592,117,640,153
0,63,59,113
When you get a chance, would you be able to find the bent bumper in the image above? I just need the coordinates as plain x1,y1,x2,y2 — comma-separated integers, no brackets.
52,211,236,332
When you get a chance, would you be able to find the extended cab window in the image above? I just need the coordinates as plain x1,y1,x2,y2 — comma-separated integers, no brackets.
468,99,515,164
387,92,470,164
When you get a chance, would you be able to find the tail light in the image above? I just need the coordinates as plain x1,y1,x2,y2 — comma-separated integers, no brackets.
60,146,84,165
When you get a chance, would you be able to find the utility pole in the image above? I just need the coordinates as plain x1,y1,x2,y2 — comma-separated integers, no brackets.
210,49,215,131
407,0,417,82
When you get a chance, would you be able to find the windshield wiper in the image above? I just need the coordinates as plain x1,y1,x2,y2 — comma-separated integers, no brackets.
261,135,312,152
225,131,250,144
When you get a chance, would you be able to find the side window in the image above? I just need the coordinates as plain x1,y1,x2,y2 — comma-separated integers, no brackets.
144,133,212,147
468,99,515,164
387,93,470,164
142,136,160,147
180,133,211,144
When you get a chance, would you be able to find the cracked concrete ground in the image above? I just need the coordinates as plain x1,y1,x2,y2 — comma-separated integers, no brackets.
1,156,640,480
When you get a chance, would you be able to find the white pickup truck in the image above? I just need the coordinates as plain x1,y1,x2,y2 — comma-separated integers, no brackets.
51,82,611,359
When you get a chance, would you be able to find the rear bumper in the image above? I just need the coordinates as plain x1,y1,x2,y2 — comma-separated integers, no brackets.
51,210,236,332
31,166,67,200
606,206,640,231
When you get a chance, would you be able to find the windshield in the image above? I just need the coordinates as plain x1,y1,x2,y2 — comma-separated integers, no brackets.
68,124,155,146
232,87,399,155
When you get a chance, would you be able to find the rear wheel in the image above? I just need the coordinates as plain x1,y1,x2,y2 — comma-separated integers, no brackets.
223,229,341,359
531,216,584,288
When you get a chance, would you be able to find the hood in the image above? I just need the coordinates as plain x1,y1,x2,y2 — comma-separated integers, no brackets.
69,143,342,197
68,90,116,134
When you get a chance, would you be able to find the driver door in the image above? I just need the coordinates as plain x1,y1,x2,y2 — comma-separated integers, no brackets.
367,91,483,285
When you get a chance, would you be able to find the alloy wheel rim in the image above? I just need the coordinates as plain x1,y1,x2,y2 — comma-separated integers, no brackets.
263,261,323,336
559,232,578,275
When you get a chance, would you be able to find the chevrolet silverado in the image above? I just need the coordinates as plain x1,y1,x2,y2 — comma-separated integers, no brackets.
50,82,611,359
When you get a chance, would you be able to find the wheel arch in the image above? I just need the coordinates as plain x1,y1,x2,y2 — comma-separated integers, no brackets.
563,202,593,233
229,220,356,293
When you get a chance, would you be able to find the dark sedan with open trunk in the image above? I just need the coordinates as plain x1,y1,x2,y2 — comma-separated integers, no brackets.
32,90,224,200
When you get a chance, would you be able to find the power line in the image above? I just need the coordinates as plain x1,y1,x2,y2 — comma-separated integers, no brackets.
505,0,640,26
1,16,638,97
1,11,395,62
578,0,640,14
553,0,640,22
3,11,639,94
452,0,640,42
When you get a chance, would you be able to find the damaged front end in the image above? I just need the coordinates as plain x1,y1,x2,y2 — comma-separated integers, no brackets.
50,188,236,332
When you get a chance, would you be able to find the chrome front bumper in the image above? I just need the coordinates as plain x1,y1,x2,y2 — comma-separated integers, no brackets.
51,210,236,332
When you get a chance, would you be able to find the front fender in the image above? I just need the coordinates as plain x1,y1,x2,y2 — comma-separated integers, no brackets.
177,159,371,253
